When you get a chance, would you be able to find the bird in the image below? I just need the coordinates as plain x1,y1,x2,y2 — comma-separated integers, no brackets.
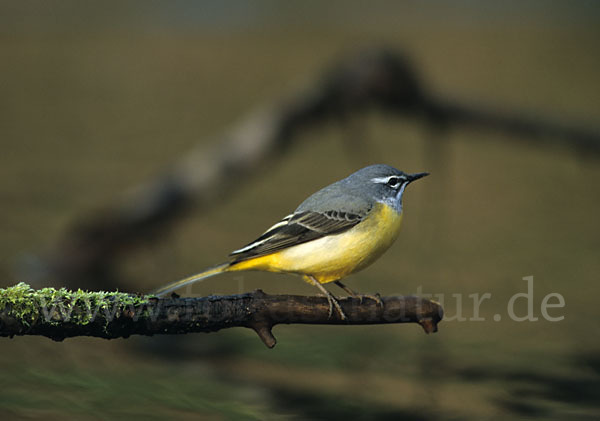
153,164,428,319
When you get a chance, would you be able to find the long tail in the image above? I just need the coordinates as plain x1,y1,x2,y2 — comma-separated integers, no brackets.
152,262,230,297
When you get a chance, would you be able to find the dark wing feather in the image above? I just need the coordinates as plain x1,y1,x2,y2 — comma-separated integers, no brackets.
229,210,364,263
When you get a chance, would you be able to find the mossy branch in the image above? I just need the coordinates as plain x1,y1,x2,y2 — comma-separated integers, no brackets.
0,283,443,348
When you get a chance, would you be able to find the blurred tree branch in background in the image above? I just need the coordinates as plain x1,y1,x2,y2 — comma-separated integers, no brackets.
0,283,442,348
27,48,600,290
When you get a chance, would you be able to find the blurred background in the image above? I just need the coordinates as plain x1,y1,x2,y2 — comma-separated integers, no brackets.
1,1,599,419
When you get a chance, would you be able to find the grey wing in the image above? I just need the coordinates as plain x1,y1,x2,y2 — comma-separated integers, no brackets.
229,210,365,263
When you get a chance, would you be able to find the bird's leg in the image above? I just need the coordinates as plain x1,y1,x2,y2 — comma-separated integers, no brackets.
334,280,383,307
334,280,360,299
306,276,347,320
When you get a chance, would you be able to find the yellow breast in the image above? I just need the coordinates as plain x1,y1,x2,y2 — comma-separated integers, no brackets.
230,202,403,284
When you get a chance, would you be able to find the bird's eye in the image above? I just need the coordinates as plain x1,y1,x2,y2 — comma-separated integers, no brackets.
387,177,400,187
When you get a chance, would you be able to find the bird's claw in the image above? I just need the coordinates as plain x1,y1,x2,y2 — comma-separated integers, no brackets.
324,293,347,320
357,293,383,307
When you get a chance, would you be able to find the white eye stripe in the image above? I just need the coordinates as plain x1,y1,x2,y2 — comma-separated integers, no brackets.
371,175,406,185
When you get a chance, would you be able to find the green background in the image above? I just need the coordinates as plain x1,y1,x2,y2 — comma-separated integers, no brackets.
1,1,599,419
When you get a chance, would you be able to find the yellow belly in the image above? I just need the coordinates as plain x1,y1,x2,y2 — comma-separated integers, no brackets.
229,202,403,284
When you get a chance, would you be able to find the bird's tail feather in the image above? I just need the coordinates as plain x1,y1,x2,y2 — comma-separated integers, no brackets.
152,262,230,297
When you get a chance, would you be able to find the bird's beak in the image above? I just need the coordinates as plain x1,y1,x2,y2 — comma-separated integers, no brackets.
406,172,429,183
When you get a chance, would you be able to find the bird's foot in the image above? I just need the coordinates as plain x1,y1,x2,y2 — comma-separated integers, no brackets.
356,293,383,307
325,292,347,320
333,280,383,307
307,276,347,320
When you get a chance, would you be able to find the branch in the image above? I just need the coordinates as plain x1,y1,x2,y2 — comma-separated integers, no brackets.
0,283,443,348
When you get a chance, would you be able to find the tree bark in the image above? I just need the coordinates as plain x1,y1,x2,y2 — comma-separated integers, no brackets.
0,284,442,348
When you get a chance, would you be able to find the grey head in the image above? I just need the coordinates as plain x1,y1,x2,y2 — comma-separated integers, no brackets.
296,164,428,216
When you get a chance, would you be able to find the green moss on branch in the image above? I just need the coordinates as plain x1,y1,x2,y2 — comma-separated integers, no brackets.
0,283,153,340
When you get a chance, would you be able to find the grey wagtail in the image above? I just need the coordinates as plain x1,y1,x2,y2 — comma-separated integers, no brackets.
154,164,428,319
